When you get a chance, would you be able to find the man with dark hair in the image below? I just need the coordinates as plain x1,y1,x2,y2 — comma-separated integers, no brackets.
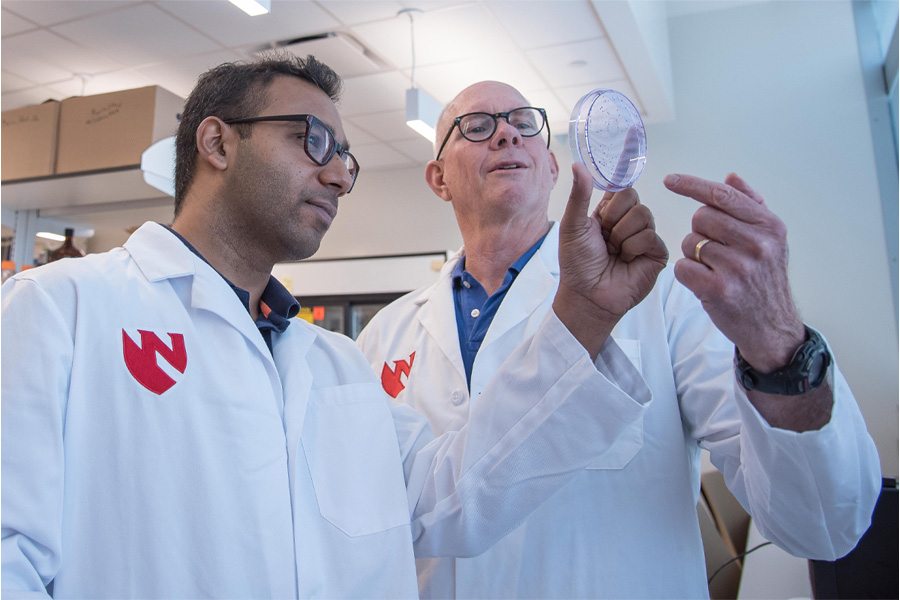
2,56,667,597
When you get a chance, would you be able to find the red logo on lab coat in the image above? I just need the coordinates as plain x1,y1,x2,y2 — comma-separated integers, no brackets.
122,330,187,395
381,352,415,398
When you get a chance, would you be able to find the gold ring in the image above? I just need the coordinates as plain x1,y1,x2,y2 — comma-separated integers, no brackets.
694,238,711,264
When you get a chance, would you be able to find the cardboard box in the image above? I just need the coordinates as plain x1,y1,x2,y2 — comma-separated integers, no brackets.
56,86,183,175
1,100,61,181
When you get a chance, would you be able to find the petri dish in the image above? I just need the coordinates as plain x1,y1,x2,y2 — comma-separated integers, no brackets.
568,89,647,192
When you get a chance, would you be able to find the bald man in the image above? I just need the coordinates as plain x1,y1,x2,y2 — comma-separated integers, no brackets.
357,81,880,598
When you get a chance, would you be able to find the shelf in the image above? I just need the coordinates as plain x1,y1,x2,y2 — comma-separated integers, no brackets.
1,165,171,212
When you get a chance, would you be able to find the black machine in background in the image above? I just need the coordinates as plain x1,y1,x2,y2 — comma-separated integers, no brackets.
809,477,898,599
293,292,407,340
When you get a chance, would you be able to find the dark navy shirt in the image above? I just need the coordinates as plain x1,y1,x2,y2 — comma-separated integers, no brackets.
162,225,299,354
452,233,547,389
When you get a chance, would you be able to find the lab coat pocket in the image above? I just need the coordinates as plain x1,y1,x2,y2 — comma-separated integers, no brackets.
301,382,411,537
587,338,643,470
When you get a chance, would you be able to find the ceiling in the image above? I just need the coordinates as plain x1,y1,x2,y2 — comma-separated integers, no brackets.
0,0,694,172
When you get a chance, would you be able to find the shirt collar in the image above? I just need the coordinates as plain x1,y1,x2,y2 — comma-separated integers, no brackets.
452,232,548,288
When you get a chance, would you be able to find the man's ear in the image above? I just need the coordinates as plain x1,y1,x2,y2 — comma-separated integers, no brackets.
425,160,452,202
196,116,232,172
548,149,560,186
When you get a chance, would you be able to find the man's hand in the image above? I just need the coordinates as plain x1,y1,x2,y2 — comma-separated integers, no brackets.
664,172,806,372
664,172,834,432
553,162,668,359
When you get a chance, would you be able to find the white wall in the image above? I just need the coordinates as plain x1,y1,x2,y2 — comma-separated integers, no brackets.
320,0,897,476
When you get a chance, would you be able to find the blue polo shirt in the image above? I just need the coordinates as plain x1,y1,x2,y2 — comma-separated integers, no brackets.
162,225,299,354
452,233,547,389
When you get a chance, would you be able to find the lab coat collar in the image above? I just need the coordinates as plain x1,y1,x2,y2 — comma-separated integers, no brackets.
409,222,561,381
480,222,559,347
123,222,303,363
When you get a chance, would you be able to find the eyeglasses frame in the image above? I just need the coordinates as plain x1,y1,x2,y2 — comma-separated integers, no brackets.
434,107,550,161
222,113,359,193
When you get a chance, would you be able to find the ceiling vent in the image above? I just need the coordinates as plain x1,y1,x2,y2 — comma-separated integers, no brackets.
260,32,385,78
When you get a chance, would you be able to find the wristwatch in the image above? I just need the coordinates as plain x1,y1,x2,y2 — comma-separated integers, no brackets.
734,326,831,395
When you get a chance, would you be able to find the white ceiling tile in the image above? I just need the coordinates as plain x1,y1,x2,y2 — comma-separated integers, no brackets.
2,0,138,27
390,136,435,162
351,142,415,170
345,108,419,142
340,119,378,146
1,30,114,84
555,80,644,118
157,0,339,49
1,70,36,94
484,0,604,49
350,4,518,70
338,70,409,116
77,70,158,96
1,8,38,37
35,30,126,75
316,0,405,26
526,38,625,89
410,53,546,103
136,50,245,99
51,3,221,68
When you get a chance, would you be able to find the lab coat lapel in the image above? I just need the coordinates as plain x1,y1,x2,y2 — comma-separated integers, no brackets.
481,222,560,348
415,252,467,382
125,222,274,364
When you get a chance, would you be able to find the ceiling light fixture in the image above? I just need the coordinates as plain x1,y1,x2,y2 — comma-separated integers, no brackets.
400,8,440,143
36,232,66,242
228,0,270,17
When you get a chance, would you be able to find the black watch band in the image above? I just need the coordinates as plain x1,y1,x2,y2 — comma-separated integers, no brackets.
734,326,832,395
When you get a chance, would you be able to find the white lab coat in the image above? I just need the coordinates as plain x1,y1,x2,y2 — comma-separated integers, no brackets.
357,222,881,599
1,222,653,599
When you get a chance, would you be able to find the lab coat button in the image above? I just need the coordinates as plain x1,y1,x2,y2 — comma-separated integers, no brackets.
451,389,464,405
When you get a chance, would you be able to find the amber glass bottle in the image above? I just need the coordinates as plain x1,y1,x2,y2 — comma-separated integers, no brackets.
48,228,85,262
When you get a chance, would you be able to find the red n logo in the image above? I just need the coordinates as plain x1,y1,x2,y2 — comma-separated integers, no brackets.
122,330,187,395
381,351,415,398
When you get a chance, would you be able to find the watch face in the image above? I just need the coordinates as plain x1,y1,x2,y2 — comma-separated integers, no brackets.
806,349,828,387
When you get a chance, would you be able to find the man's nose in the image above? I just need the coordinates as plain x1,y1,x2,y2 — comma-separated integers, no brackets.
491,118,521,149
319,153,354,195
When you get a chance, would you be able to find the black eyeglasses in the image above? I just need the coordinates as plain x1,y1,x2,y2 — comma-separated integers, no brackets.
223,114,359,193
435,107,549,160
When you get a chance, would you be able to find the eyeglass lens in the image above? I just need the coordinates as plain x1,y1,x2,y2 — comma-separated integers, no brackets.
306,118,358,178
458,108,544,141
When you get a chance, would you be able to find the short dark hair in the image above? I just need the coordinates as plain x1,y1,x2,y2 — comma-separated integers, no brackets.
173,52,343,215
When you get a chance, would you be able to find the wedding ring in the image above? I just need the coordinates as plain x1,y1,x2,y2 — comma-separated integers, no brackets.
694,238,711,265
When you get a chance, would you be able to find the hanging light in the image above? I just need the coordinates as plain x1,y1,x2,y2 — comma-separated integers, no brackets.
401,8,440,142
228,0,270,17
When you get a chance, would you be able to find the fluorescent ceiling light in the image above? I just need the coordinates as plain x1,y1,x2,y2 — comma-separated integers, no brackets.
406,88,441,143
36,232,66,242
228,0,270,17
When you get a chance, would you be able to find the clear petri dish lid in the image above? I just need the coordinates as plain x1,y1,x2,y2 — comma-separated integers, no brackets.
568,89,647,192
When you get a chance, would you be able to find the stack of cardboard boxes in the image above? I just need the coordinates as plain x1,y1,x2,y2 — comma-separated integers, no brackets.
1,85,183,182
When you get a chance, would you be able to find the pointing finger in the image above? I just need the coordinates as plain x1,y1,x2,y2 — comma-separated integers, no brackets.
664,173,765,224
724,172,767,206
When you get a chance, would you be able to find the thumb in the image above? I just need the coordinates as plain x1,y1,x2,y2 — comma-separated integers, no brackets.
561,162,594,229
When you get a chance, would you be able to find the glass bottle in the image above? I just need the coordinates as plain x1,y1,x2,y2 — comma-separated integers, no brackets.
48,228,85,262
